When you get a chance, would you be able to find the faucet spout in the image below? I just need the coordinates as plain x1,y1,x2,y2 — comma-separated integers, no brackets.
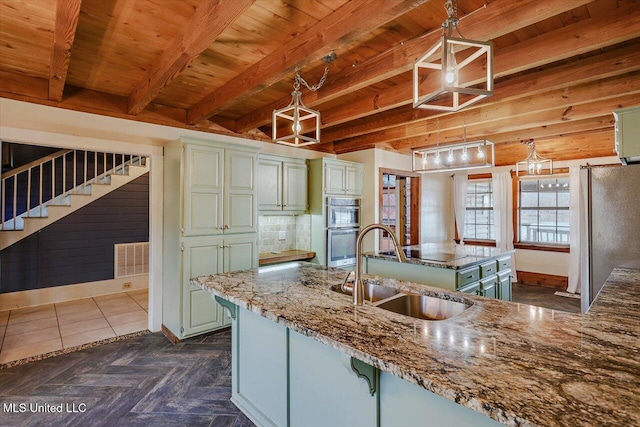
354,223,406,306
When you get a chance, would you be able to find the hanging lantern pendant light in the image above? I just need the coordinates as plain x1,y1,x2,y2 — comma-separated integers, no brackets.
272,54,335,147
413,0,493,112
515,140,553,176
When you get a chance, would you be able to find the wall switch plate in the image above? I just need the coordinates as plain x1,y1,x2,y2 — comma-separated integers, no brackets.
278,231,286,240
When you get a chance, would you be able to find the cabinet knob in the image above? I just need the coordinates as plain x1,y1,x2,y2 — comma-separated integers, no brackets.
224,225,229,230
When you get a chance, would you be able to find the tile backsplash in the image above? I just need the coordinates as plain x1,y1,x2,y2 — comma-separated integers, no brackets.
258,215,311,253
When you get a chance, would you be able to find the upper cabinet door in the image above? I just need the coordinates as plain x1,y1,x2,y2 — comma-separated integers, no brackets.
183,144,224,236
257,157,282,211
345,165,363,196
324,163,346,195
225,149,257,234
283,161,308,212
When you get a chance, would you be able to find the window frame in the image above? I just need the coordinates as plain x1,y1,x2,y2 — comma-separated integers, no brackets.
462,176,496,244
512,170,570,253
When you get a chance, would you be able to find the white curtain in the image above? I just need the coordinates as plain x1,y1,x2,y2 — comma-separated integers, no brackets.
492,172,517,282
568,166,588,295
452,173,468,244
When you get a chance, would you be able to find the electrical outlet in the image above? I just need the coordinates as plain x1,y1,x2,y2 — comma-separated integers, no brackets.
278,230,286,240
123,282,132,289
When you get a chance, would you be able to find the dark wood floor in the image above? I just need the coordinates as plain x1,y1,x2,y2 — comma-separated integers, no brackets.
512,283,581,313
0,329,255,427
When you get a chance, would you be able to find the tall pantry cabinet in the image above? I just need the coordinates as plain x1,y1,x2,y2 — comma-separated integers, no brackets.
163,138,258,340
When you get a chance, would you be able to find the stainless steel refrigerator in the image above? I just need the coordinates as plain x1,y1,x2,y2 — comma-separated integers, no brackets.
586,163,640,309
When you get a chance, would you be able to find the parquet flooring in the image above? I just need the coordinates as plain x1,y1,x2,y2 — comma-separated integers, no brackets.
0,329,255,427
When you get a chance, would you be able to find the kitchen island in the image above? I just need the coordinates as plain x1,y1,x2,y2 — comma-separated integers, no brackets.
192,263,640,427
364,243,514,300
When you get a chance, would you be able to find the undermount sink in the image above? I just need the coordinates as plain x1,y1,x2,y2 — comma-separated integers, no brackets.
331,282,471,320
331,282,401,303
376,294,469,321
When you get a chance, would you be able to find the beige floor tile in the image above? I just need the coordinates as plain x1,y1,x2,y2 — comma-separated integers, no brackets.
0,310,9,326
8,304,56,325
57,307,104,326
55,298,99,316
126,289,148,297
96,300,143,317
105,309,147,327
111,319,148,336
5,316,58,336
61,327,116,349
0,337,62,364
2,326,61,349
59,317,111,337
94,292,133,302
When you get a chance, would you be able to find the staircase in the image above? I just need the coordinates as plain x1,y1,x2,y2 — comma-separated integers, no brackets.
1,149,149,250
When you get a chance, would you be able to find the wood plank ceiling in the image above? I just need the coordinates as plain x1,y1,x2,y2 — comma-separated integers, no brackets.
1,0,639,166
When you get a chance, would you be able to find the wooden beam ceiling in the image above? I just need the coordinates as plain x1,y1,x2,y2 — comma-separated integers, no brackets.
321,43,640,144
48,0,82,102
126,0,255,116
233,0,594,133
185,0,430,124
317,2,640,145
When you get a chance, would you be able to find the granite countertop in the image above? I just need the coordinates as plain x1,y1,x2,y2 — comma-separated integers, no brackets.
363,242,514,269
192,264,640,427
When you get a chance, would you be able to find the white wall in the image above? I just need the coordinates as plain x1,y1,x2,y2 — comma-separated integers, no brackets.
0,98,328,332
421,173,454,243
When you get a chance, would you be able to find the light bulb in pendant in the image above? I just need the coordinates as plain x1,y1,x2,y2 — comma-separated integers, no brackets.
421,153,427,168
461,147,468,161
434,152,441,164
292,122,302,133
477,146,485,159
447,149,454,162
444,44,458,86
536,163,542,174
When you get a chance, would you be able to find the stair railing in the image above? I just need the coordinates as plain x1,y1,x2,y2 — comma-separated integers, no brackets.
1,149,145,231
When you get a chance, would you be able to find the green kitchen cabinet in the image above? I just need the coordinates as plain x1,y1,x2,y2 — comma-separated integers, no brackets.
232,306,287,427
288,331,377,427
163,137,259,340
258,154,308,214
379,371,501,427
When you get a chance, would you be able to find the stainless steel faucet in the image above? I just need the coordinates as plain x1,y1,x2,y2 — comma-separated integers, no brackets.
353,223,406,306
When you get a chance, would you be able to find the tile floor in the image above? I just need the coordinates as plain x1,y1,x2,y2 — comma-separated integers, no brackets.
0,289,148,364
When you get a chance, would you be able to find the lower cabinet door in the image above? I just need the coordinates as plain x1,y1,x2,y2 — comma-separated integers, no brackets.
289,331,377,427
182,236,225,337
233,307,287,427
481,276,498,299
458,281,481,296
379,372,501,427
498,271,512,301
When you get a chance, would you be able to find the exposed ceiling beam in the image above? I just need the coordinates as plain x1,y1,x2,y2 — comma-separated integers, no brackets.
321,43,640,143
126,0,255,115
233,0,593,133
48,0,82,102
393,116,614,157
186,0,430,124
332,92,640,153
319,3,640,141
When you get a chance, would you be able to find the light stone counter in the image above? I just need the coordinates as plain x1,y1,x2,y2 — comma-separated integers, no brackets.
192,263,640,427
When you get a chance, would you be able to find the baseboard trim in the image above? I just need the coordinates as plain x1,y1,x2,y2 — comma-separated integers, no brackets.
516,270,567,289
161,324,181,344
0,275,148,311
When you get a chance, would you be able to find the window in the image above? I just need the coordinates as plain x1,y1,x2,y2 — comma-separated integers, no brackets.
518,177,569,245
464,180,494,241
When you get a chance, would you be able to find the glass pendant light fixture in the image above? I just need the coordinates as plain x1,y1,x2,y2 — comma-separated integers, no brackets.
272,54,335,147
516,140,553,176
413,0,493,111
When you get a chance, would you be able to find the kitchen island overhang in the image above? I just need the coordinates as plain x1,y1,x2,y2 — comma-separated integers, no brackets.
191,263,640,426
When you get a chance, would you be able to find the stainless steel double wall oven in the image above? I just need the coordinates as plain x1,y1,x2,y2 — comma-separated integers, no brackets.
326,197,360,268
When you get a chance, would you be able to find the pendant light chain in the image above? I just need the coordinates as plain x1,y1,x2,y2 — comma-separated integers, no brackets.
294,64,330,93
